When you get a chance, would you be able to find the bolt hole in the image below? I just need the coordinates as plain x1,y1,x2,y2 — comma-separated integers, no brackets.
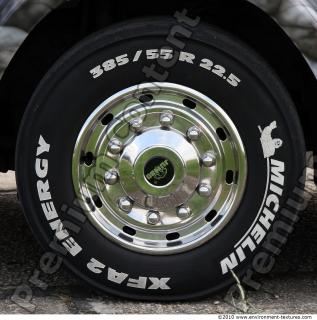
92,195,103,208
123,226,136,236
101,113,114,126
216,128,227,141
81,152,94,166
166,232,180,241
183,98,196,109
226,170,234,184
205,210,217,222
139,94,153,104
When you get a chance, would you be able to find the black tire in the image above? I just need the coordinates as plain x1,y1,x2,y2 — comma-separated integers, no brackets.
16,17,305,300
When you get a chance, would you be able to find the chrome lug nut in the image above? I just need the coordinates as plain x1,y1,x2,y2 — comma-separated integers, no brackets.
130,117,143,132
202,151,216,167
147,211,161,225
104,170,118,185
160,111,174,126
109,139,123,154
118,197,133,212
187,126,201,141
198,184,212,197
177,206,191,219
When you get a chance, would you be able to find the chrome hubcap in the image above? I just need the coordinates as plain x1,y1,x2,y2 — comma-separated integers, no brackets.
72,83,247,254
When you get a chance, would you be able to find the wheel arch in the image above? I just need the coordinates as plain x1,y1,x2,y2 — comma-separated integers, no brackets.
0,0,316,171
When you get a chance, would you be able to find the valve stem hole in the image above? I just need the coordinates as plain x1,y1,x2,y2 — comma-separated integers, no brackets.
101,113,114,126
92,195,103,208
81,152,94,166
123,226,136,236
216,128,227,141
205,210,217,222
139,93,153,104
183,98,196,109
226,170,234,184
166,232,180,241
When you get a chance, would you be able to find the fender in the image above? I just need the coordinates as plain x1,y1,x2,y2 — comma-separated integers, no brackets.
0,0,316,171
1,0,316,75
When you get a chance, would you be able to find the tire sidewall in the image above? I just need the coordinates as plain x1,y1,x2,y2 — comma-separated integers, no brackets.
16,18,305,300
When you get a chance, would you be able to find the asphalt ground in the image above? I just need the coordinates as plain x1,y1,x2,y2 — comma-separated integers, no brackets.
0,172,317,314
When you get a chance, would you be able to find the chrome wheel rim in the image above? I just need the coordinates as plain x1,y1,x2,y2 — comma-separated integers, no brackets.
72,82,247,254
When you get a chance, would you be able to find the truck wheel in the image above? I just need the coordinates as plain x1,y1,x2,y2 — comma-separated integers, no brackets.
16,18,305,300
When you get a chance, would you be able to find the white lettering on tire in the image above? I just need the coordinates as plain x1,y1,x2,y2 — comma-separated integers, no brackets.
86,257,171,290
89,49,241,87
35,135,82,257
220,122,285,274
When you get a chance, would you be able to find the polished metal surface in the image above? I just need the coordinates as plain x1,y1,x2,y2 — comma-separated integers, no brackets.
104,169,118,185
202,151,217,167
72,83,247,254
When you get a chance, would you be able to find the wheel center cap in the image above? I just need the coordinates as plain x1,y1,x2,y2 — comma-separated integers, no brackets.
119,128,201,209
144,156,175,187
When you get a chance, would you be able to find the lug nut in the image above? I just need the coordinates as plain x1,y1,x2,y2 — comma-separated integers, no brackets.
109,139,123,154
147,211,161,225
160,111,174,127
198,184,212,197
202,151,216,167
177,206,191,219
104,170,118,185
118,197,133,212
130,117,143,132
187,126,201,141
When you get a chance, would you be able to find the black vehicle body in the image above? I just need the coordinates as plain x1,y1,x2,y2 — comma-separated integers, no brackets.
0,0,316,172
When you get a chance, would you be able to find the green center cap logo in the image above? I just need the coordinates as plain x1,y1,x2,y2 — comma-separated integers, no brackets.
144,157,174,186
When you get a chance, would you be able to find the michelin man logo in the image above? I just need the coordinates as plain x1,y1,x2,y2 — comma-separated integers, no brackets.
258,121,283,158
